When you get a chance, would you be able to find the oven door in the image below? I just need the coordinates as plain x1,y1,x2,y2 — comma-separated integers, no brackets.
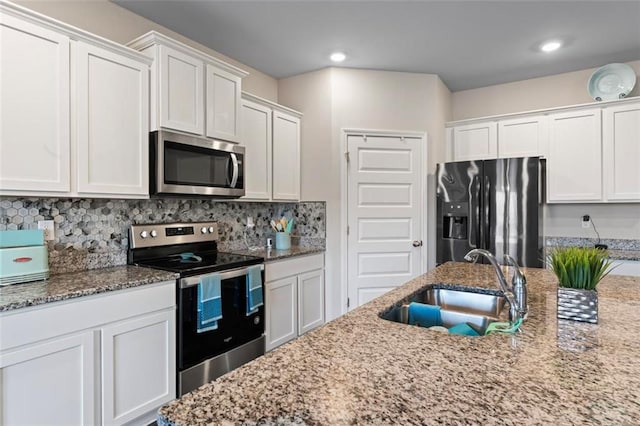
177,265,264,372
151,130,245,197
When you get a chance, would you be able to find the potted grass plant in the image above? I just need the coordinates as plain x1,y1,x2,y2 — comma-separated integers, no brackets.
547,246,615,324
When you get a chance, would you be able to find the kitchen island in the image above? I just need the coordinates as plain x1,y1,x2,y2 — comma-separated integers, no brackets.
158,262,640,425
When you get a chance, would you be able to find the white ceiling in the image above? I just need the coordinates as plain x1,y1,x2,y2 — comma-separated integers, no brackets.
115,0,640,91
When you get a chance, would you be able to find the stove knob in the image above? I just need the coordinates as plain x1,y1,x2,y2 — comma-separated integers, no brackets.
150,230,158,238
208,226,215,233
140,231,148,239
201,227,208,234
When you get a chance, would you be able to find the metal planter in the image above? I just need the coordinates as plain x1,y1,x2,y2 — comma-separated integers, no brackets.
557,287,598,324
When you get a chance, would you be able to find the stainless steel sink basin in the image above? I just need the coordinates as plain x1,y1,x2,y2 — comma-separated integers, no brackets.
380,285,510,335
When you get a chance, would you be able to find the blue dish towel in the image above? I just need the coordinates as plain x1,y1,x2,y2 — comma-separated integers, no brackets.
197,273,222,333
408,302,443,328
246,265,263,315
448,323,480,337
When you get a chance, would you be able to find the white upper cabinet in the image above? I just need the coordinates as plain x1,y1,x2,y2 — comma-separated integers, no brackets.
0,13,70,193
547,108,603,202
241,98,272,200
450,122,498,161
75,41,149,197
240,93,302,202
206,64,242,142
273,110,301,200
603,102,640,201
159,45,204,135
128,32,248,143
498,115,548,158
0,3,151,198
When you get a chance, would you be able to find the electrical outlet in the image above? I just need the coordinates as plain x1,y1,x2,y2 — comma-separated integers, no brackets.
581,215,590,229
246,216,255,228
38,220,55,241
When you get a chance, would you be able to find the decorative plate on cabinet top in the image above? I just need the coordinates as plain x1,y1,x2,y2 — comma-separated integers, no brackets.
587,63,636,101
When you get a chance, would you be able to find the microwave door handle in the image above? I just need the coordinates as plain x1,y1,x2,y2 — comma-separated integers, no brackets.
229,153,239,188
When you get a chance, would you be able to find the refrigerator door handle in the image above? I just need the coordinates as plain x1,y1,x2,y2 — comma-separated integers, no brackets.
484,175,492,251
468,175,481,249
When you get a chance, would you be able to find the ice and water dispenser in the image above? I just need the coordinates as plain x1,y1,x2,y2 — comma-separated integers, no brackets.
441,202,468,240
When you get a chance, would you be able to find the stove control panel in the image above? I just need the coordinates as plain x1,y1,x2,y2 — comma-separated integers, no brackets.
130,222,219,249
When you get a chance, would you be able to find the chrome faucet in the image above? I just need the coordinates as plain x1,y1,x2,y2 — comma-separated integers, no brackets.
504,254,528,318
463,249,523,322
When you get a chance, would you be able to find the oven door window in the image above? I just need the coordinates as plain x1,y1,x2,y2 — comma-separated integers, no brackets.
164,141,235,188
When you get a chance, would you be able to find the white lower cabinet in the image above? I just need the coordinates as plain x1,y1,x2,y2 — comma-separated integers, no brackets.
0,281,176,426
0,331,97,425
610,260,640,277
265,254,325,351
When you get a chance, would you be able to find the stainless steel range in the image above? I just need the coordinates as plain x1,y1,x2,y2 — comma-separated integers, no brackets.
128,222,265,396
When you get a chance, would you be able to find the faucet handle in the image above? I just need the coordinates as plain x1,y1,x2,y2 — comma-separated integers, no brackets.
503,254,526,287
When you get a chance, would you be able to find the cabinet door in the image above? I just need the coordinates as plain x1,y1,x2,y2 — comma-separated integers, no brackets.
452,122,497,161
297,269,325,335
610,259,640,277
159,45,204,135
0,331,96,425
206,64,242,143
498,115,548,158
265,276,298,351
101,309,176,426
603,103,640,201
272,111,301,200
75,42,149,197
0,14,70,193
547,108,602,202
241,99,272,200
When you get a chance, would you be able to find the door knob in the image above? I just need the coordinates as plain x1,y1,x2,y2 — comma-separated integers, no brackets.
412,240,423,247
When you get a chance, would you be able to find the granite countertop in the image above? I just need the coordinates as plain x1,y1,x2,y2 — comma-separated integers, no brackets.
158,262,640,425
608,249,640,261
229,245,325,262
0,266,178,312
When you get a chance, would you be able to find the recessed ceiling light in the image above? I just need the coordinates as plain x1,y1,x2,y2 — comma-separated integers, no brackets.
330,52,346,62
540,41,562,53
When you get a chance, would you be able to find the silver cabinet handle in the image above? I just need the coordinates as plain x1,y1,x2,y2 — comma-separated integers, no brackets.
230,153,239,188
412,240,423,247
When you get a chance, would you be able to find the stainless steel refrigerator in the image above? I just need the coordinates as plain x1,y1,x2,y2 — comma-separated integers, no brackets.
436,157,544,267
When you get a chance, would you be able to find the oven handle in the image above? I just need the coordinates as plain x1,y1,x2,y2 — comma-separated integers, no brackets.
229,153,239,188
179,264,264,289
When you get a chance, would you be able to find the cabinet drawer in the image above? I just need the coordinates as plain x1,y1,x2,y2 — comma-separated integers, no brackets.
0,281,175,351
266,253,324,282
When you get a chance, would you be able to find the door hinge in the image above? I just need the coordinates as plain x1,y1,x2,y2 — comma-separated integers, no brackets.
344,151,350,162
347,298,350,308
347,225,350,236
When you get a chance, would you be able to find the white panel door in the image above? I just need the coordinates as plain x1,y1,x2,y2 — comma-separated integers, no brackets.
101,310,175,426
265,276,297,351
547,108,602,202
347,135,422,309
297,269,325,335
206,64,241,143
0,14,70,193
498,115,548,158
241,99,272,200
159,45,204,135
452,122,497,161
603,102,640,201
0,331,96,425
272,111,301,200
75,42,149,197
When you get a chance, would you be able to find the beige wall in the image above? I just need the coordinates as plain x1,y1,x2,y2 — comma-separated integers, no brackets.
451,60,640,241
279,68,452,320
452,60,640,120
15,0,278,101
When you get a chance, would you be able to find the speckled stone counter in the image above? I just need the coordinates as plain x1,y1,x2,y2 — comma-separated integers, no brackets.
230,245,325,262
158,262,640,425
608,249,640,261
0,266,178,312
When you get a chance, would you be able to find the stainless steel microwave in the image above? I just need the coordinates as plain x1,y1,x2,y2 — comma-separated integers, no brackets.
150,130,245,198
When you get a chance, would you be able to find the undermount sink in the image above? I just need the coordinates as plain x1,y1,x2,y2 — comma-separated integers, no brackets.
380,285,510,335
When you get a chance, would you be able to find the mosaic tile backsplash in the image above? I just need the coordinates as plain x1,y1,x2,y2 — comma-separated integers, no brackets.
0,198,326,274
